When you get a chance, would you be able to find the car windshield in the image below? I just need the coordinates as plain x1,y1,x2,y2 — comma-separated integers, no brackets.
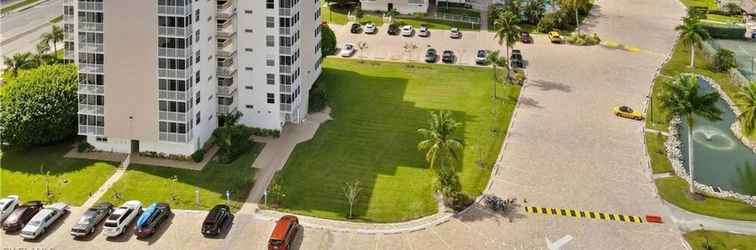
78,212,95,224
345,45,353,50
29,220,42,227
270,239,283,246
104,221,118,228
107,213,121,221
478,51,485,57
620,106,633,112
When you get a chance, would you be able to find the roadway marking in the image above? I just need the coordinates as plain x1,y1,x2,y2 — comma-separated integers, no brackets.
524,206,643,224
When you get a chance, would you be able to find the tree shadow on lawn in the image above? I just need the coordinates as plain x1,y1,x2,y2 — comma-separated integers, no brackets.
0,140,114,175
273,66,488,222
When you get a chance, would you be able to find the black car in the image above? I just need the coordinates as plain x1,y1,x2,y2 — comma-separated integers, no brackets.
521,32,533,43
2,201,43,232
350,23,361,34
442,50,455,63
425,48,438,63
70,202,113,238
510,49,524,68
135,203,172,239
202,204,231,237
387,23,400,35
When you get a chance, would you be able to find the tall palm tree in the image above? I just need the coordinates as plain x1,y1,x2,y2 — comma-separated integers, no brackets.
736,82,756,134
675,17,710,70
2,52,35,77
417,111,463,179
34,40,51,65
486,50,507,98
386,8,400,24
559,0,590,34
660,74,723,194
493,11,521,81
40,25,64,54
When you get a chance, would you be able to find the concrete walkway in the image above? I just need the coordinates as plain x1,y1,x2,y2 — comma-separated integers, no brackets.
81,154,131,208
238,108,333,214
665,201,756,235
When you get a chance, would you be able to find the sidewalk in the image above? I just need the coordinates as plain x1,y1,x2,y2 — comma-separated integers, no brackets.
665,201,756,235
81,154,131,208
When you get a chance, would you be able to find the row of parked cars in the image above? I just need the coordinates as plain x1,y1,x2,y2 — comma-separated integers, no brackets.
351,22,463,39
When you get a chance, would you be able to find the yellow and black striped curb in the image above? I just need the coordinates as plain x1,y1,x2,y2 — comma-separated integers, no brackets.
524,206,643,224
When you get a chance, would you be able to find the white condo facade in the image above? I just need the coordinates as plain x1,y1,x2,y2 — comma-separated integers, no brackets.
64,0,322,156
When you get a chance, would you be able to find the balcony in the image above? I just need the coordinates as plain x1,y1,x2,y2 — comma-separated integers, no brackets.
160,132,191,143
216,2,235,19
79,63,104,74
64,15,74,23
217,22,235,38
78,22,103,32
158,48,190,58
78,104,104,115
158,69,193,79
78,1,103,11
63,0,74,5
159,111,189,123
216,65,236,77
280,103,292,112
217,104,237,115
78,42,103,53
159,26,192,38
78,84,104,95
279,65,292,74
217,18,233,29
64,32,74,41
158,4,192,16
279,46,293,55
279,8,292,17
217,44,236,58
64,50,75,60
217,84,237,97
158,90,189,101
279,27,293,35
79,125,104,136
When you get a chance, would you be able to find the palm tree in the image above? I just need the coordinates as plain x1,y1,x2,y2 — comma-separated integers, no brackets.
2,52,35,77
660,74,723,194
736,82,756,134
386,8,400,24
417,111,463,188
34,40,51,65
493,11,521,81
485,50,507,98
40,25,64,54
675,17,710,70
557,0,589,34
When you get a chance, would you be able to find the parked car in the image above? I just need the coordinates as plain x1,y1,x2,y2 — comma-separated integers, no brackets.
350,23,361,34
510,49,524,68
449,27,462,39
400,25,414,37
613,106,643,120
0,195,19,223
418,24,430,37
387,23,400,35
70,202,113,238
339,43,356,57
475,50,488,65
442,50,455,63
521,32,533,43
548,31,562,43
102,200,142,237
364,23,377,34
425,48,438,63
202,204,232,237
268,215,299,250
135,203,171,238
2,201,43,232
20,203,68,240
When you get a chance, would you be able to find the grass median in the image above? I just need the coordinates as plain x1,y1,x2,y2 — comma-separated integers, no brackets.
655,176,756,221
684,230,756,250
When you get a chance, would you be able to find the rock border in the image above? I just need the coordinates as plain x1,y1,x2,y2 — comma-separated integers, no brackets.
663,74,756,206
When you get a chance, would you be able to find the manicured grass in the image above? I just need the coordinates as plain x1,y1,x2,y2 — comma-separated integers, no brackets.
704,14,742,24
655,177,756,221
321,5,349,25
679,0,719,9
437,7,480,18
0,141,118,206
396,17,479,31
272,59,521,222
645,133,674,174
98,144,262,211
684,230,756,250
0,0,42,14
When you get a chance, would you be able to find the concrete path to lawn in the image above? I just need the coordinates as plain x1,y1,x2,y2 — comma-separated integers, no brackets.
81,154,131,208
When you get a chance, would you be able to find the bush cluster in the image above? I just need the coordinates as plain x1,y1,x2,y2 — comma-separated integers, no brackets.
308,82,328,113
139,151,193,161
712,48,737,72
77,141,95,153
212,125,253,164
191,149,205,163
566,32,601,46
247,127,281,138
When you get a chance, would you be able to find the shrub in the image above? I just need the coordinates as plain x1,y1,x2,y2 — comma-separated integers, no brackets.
536,13,559,33
712,48,737,72
688,7,708,20
321,24,337,57
247,127,281,137
566,32,601,46
218,110,242,127
701,23,746,39
443,191,473,212
308,82,328,113
720,3,743,16
77,141,94,153
212,125,253,163
0,64,78,146
191,149,205,163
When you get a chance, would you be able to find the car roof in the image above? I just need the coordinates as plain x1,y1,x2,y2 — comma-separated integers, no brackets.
270,216,296,240
32,208,54,220
123,200,142,208
49,203,68,210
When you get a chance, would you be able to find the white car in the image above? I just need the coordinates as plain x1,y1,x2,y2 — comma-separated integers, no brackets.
364,23,377,34
0,195,19,223
401,25,414,37
418,25,430,37
20,203,68,239
102,200,142,237
450,27,462,39
475,50,488,65
340,43,356,57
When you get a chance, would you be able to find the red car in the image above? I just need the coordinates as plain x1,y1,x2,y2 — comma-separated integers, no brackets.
268,215,299,250
2,201,43,232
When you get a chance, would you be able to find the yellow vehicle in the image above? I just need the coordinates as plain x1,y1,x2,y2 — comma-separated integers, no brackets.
548,31,562,43
613,106,643,120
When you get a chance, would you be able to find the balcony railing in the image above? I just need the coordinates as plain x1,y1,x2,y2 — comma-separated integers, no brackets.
279,8,292,16
279,65,292,74
218,104,237,114
159,131,192,143
158,69,193,79
217,66,236,77
78,22,103,32
78,1,103,11
279,46,293,55
78,42,103,53
64,50,75,60
64,32,75,41
158,90,190,101
280,103,292,111
79,125,104,136
217,85,237,96
159,111,189,123
158,26,192,37
63,0,74,5
216,6,235,19
79,63,104,74
158,5,192,16
78,104,104,115
78,84,104,94
158,48,189,58
64,15,74,23
280,84,292,93
217,47,236,58
217,23,235,38
279,27,292,35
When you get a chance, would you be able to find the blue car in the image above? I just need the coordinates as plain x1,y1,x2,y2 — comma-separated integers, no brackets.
135,203,171,238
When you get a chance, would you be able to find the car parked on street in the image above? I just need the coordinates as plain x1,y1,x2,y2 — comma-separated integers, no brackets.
2,201,43,232
450,27,462,39
339,43,356,57
510,49,524,68
521,32,533,43
442,50,455,63
70,202,113,238
135,203,171,238
268,215,299,250
202,204,232,237
20,203,68,240
364,23,377,34
0,195,19,222
613,106,643,120
548,31,562,43
418,24,430,37
425,48,438,63
475,49,488,65
102,200,142,237
387,23,400,35
401,25,414,37
350,23,361,34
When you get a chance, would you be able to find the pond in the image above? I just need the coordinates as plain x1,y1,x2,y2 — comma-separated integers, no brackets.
679,78,756,196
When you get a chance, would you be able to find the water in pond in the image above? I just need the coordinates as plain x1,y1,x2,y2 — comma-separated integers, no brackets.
679,78,756,196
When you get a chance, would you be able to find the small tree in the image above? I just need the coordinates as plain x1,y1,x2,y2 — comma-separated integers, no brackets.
712,48,737,72
386,8,400,24
722,2,742,16
675,16,710,70
485,50,507,98
320,24,337,57
2,52,35,77
354,6,364,23
168,175,179,202
342,180,362,219
736,82,756,134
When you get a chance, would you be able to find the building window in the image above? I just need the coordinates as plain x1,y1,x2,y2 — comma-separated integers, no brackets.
266,93,274,104
266,35,274,47
266,59,275,66
266,0,274,9
246,105,254,109
196,112,201,125
195,91,200,104
266,73,275,85
266,17,275,28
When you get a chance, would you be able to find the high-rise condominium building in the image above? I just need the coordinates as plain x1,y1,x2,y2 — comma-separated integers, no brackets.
64,0,323,155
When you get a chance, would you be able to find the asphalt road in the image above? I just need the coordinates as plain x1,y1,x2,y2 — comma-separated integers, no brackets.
1,0,62,68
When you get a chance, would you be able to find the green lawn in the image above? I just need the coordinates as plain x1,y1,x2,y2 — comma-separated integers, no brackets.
684,230,756,250
679,0,719,9
645,133,674,174
0,0,42,14
396,17,479,31
0,141,118,206
655,177,756,221
272,59,520,222
98,144,262,211
704,14,742,24
321,5,349,25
